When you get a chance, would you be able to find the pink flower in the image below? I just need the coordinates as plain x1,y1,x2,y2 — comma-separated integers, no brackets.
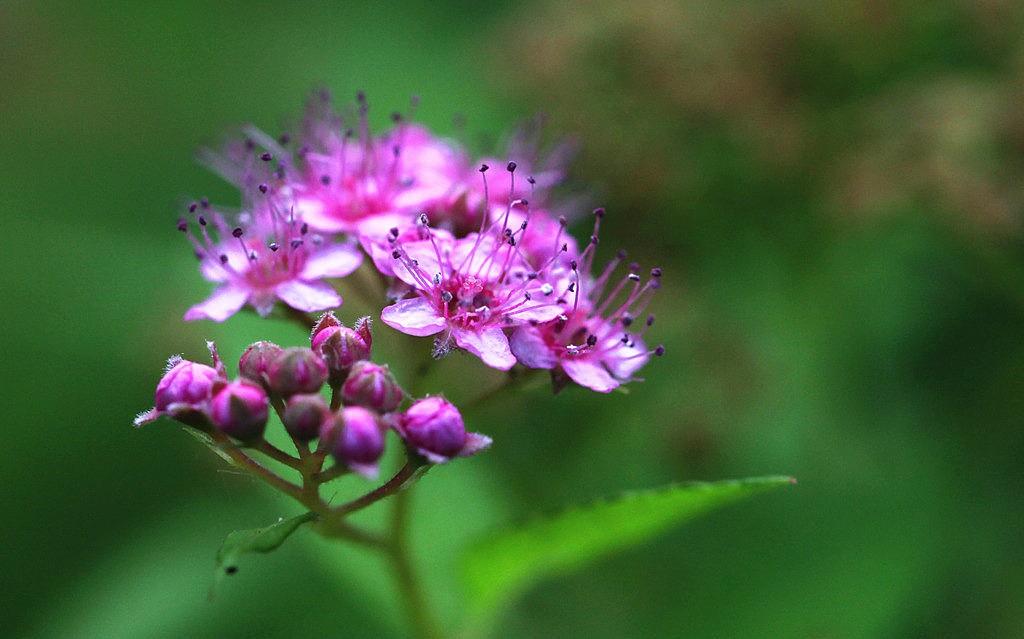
179,191,362,322
509,210,664,392
380,204,568,370
290,92,468,237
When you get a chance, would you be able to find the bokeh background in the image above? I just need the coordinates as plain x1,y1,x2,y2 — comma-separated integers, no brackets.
4,2,1024,637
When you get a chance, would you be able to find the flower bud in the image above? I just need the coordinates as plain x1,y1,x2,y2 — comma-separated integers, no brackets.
330,406,385,477
312,325,371,385
340,361,403,412
154,357,220,413
281,393,331,442
399,397,466,459
238,340,283,386
210,380,269,440
267,347,328,397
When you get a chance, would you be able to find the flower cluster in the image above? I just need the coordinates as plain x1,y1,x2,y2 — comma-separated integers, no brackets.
135,313,490,477
177,91,663,393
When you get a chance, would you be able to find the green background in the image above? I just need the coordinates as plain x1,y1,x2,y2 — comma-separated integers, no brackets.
4,2,1024,637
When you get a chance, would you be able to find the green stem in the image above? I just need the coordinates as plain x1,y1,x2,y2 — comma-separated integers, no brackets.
386,479,444,639
330,458,428,517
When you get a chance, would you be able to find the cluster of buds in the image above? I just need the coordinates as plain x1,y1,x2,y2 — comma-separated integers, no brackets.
177,91,663,393
135,313,490,478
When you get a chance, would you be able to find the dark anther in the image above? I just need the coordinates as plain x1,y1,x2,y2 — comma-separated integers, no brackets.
320,175,331,185
507,161,517,172
389,227,399,237
521,221,528,230
219,254,228,264
586,334,598,347
527,176,536,185
629,262,640,272
259,152,272,161
519,199,529,207
650,267,663,278
269,242,280,252
200,197,210,209
590,235,599,245
655,345,666,356
441,291,453,302
232,227,244,238
570,260,578,270
628,273,641,282
508,238,517,246
356,90,366,103
647,315,655,327
188,202,198,213
226,566,238,575
558,216,567,227
504,228,512,237
622,315,634,327
621,334,630,344
244,138,255,150
393,144,400,157
198,215,207,226
561,243,568,252
594,207,605,217
258,183,268,193
524,292,532,300
279,133,291,145
616,249,627,260
290,239,303,249
392,249,401,259
301,223,308,235
176,219,188,232
479,163,489,172
567,282,575,292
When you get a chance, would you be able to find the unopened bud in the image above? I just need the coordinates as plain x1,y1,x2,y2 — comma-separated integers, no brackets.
341,361,403,412
210,380,269,440
268,347,328,397
238,341,283,386
311,324,371,385
281,393,331,441
154,357,220,413
330,406,385,476
398,397,467,461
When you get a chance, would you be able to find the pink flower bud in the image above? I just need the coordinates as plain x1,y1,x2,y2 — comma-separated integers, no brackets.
210,380,269,441
281,393,331,442
311,325,371,385
154,357,220,413
331,406,385,476
267,347,328,397
238,340,283,386
340,361,403,412
399,397,466,459
397,397,494,463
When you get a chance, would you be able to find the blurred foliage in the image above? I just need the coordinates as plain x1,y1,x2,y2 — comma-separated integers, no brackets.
3,1,1024,638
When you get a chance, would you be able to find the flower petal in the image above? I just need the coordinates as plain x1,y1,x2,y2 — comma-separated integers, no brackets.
561,358,619,393
454,326,515,370
301,242,364,279
509,325,557,369
184,285,250,322
381,297,446,337
275,280,343,313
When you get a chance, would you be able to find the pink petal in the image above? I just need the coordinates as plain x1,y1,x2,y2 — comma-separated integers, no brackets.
381,297,446,337
294,195,348,233
275,280,343,313
301,242,364,279
561,358,619,393
510,301,564,324
509,325,557,369
184,285,249,322
454,326,515,370
458,432,493,458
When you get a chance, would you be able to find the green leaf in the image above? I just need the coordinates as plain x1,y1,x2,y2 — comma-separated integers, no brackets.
211,511,318,597
460,475,795,635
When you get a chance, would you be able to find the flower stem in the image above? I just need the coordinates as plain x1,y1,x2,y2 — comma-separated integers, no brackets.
386,479,444,639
